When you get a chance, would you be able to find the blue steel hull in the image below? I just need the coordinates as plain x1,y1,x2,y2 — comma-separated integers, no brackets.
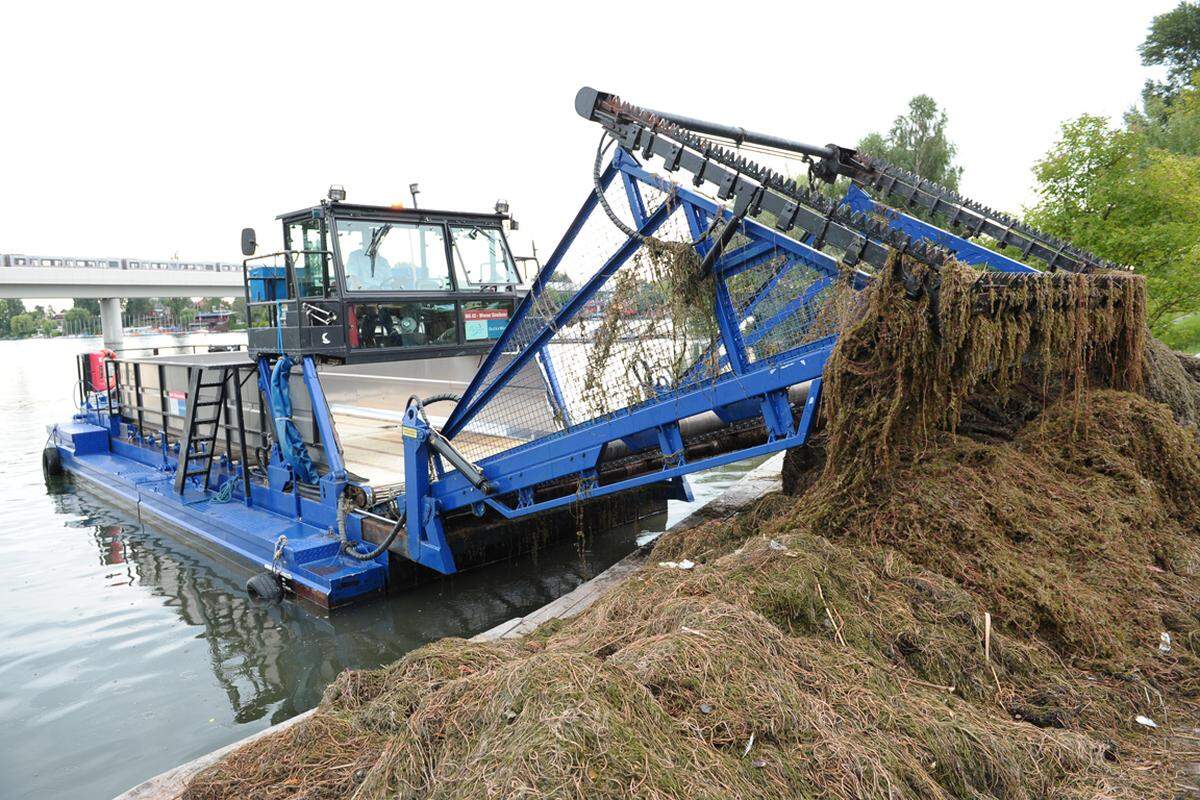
49,416,386,609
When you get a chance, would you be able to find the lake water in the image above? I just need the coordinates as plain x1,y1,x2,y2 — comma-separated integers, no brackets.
0,333,759,800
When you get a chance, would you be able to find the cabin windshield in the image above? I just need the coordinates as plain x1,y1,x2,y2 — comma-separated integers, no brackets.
333,219,452,292
449,225,520,289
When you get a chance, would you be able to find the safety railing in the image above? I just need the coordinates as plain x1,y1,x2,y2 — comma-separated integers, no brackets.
242,249,334,357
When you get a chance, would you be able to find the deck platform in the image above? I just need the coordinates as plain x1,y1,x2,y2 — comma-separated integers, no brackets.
51,419,387,609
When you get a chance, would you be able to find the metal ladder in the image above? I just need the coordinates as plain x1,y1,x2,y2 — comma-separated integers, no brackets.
173,366,250,497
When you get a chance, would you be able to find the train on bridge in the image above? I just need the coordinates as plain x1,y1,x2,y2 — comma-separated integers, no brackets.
1,254,241,272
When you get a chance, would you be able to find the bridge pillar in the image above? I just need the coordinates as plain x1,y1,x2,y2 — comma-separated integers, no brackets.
99,297,123,350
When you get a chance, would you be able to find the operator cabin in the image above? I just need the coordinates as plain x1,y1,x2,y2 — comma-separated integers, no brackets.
244,187,525,365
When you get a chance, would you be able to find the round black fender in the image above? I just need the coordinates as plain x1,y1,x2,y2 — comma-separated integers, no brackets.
42,445,63,478
245,571,284,603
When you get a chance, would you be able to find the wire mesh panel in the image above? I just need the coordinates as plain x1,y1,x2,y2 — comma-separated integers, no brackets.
453,355,562,442
726,255,859,363
448,159,850,464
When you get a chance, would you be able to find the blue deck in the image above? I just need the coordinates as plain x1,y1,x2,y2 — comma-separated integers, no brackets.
49,417,386,609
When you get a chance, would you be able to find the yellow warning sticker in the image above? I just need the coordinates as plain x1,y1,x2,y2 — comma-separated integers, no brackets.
401,426,418,439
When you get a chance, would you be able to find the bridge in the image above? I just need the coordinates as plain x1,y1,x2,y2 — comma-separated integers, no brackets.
0,254,244,347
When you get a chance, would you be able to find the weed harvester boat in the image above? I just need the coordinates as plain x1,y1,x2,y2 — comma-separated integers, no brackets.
46,87,1136,608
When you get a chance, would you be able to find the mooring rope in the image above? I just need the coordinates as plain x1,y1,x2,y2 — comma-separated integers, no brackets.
210,478,235,503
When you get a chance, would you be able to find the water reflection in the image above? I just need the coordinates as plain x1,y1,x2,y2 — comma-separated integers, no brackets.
46,486,665,729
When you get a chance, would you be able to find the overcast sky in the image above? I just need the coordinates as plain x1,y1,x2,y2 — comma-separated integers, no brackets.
0,0,1175,269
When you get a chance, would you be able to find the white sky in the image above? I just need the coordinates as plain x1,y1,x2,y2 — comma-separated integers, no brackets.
0,0,1175,269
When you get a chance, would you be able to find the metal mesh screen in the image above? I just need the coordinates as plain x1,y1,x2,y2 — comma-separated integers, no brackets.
450,169,852,464
726,255,860,363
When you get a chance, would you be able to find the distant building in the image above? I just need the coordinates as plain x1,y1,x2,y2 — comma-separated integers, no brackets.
191,309,232,332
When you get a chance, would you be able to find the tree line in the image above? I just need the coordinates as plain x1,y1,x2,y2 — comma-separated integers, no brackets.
855,2,1200,350
0,296,246,339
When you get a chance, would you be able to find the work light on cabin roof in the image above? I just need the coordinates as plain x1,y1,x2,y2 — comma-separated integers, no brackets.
327,184,346,202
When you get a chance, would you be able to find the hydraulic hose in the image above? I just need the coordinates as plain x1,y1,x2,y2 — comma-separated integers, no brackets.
339,392,461,562
405,393,460,419
418,392,460,408
594,132,645,240
340,495,406,561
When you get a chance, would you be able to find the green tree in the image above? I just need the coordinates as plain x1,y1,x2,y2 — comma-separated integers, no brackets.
229,297,247,328
163,297,193,323
72,298,100,315
542,270,577,308
63,307,95,335
856,94,963,190
1129,76,1200,157
124,297,154,318
1139,2,1200,104
1026,115,1200,335
9,314,36,338
40,319,58,337
0,299,25,337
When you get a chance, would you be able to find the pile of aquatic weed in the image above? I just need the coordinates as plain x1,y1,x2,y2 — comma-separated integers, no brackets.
1143,334,1200,427
778,257,1200,688
186,256,1198,800
805,255,1147,503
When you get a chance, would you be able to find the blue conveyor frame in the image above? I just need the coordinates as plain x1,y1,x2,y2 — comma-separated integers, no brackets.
397,149,1036,575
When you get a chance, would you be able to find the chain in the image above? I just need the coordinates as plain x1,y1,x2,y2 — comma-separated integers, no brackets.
599,96,1129,275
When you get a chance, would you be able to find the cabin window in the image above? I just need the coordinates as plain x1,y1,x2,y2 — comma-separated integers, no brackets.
335,220,450,292
286,219,328,298
348,301,457,349
249,305,274,329
449,226,518,290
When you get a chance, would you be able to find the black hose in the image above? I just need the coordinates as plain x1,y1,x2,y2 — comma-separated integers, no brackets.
404,393,460,424
342,509,405,561
342,392,458,562
419,392,460,408
594,132,645,240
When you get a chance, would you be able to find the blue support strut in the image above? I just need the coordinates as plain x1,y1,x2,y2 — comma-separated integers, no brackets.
443,161,620,436
445,190,678,440
402,406,456,574
841,184,1037,274
301,355,347,503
